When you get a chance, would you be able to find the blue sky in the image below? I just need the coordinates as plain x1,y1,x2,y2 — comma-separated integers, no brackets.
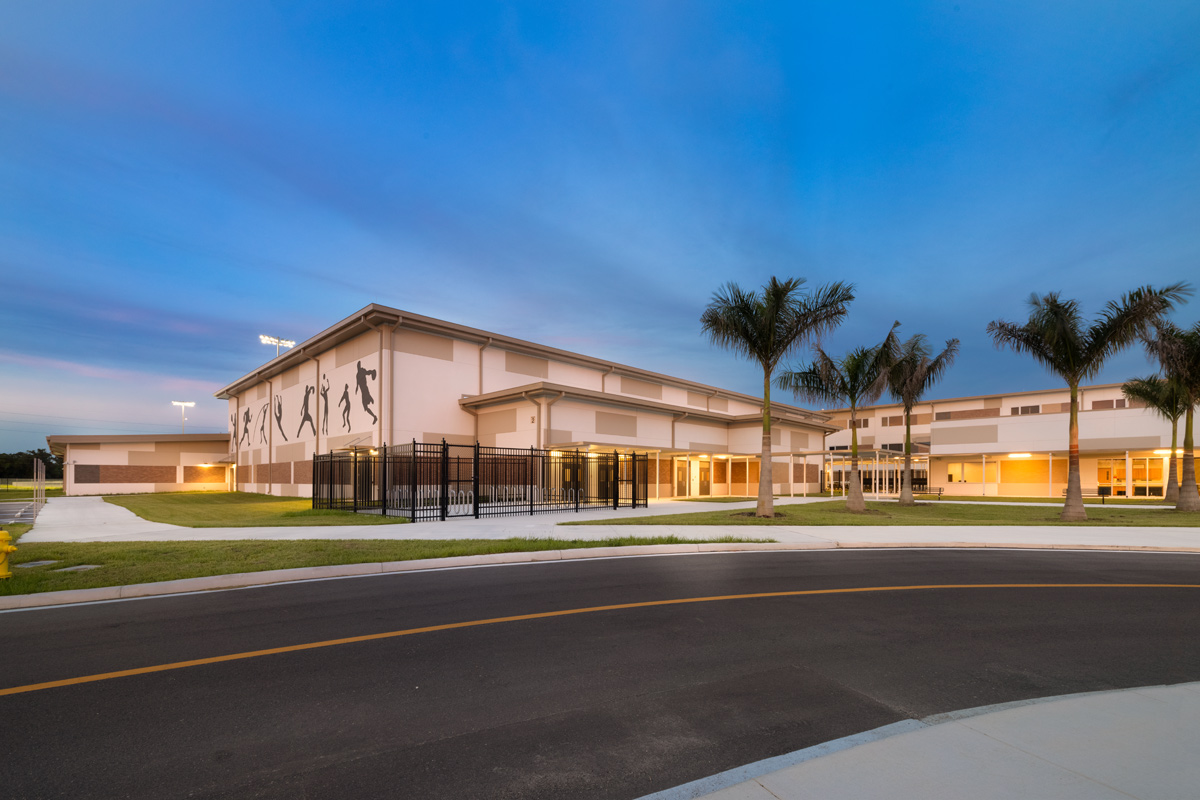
2,1,1198,451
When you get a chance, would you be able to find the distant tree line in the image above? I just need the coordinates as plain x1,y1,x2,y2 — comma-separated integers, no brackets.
0,449,64,482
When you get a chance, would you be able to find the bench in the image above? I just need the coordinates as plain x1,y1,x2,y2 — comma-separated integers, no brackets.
1062,487,1111,504
917,487,944,499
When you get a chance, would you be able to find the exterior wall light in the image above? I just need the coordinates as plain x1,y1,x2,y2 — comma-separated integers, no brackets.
1008,453,1032,458
1153,449,1184,455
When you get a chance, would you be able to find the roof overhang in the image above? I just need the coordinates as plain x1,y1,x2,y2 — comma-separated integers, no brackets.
213,303,830,423
46,433,231,459
459,382,838,432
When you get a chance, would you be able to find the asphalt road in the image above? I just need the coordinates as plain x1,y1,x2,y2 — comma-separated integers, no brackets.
4,549,1200,800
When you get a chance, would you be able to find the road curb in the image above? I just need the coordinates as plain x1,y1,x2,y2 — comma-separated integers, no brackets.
3,540,1199,610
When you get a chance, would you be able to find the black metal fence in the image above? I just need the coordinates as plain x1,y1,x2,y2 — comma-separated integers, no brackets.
313,441,648,521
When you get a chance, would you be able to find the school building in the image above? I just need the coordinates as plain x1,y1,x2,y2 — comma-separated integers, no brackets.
212,303,835,500
49,304,1189,503
821,384,1183,498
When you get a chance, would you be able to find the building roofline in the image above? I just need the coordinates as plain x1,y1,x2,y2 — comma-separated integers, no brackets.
213,303,829,421
458,381,838,432
821,382,1127,415
46,433,230,458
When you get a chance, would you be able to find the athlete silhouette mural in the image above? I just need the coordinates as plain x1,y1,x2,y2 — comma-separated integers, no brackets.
338,383,352,431
320,375,330,435
240,408,252,446
355,360,378,424
256,403,269,444
297,385,316,437
274,396,288,442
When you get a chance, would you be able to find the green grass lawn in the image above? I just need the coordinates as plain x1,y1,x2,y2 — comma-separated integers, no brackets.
0,487,65,501
563,499,1200,527
674,493,834,503
105,491,408,527
910,494,1170,506
0,531,771,596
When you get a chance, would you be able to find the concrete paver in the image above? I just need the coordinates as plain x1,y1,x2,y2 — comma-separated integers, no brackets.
22,496,1200,551
653,682,1200,800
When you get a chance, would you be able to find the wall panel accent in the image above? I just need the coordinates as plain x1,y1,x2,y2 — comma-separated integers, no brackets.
478,409,518,436
504,351,549,378
931,425,999,445
620,376,662,400
596,411,638,437
395,330,454,361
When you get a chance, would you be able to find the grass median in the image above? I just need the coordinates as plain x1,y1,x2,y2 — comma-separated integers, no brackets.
562,499,1199,527
104,491,408,527
1,529,772,596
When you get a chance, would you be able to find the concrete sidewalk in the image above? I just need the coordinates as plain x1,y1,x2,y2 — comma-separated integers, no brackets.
644,681,1200,800
22,496,1200,553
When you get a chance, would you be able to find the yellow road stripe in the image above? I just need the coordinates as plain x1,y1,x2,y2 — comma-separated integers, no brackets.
3,582,1197,697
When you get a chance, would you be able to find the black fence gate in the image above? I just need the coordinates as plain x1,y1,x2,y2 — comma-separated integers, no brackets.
313,441,648,522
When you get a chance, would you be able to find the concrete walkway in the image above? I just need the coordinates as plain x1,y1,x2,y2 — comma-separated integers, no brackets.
643,681,1200,800
22,496,1200,552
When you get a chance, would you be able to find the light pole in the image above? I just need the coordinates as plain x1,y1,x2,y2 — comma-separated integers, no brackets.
172,401,195,433
260,334,296,357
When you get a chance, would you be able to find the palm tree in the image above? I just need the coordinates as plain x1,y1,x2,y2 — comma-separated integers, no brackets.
1122,376,1187,503
777,324,900,513
888,333,960,506
1143,321,1200,512
986,284,1189,521
701,277,855,517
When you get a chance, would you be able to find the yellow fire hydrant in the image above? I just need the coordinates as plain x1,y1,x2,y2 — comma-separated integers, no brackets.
0,529,16,579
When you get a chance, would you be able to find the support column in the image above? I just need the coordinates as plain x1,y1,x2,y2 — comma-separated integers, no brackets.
1125,450,1132,498
1048,452,1053,498
981,454,986,497
873,452,879,500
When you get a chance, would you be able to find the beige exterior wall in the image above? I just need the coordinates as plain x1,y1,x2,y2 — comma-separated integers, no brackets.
217,305,833,498
60,438,231,496
824,384,1181,498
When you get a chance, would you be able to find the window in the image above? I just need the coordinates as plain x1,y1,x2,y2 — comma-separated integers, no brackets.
1011,405,1040,415
849,418,869,429
946,461,998,483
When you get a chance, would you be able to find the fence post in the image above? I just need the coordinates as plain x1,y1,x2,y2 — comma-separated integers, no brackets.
473,441,480,519
410,438,417,522
613,450,619,510
352,449,358,514
530,446,535,516
440,438,448,521
575,450,580,512
381,442,388,517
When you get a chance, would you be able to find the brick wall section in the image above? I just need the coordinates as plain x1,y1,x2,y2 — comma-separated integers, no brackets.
271,462,292,484
293,459,313,485
183,466,226,484
75,464,100,483
93,465,177,484
255,464,271,483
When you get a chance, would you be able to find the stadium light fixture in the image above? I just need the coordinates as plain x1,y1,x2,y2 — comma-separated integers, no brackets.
260,334,296,357
172,401,195,433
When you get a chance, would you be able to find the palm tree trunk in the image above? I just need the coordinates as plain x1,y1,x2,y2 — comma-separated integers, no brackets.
898,407,915,506
847,408,866,512
1062,383,1087,521
1166,418,1180,504
1179,406,1198,512
757,371,774,517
